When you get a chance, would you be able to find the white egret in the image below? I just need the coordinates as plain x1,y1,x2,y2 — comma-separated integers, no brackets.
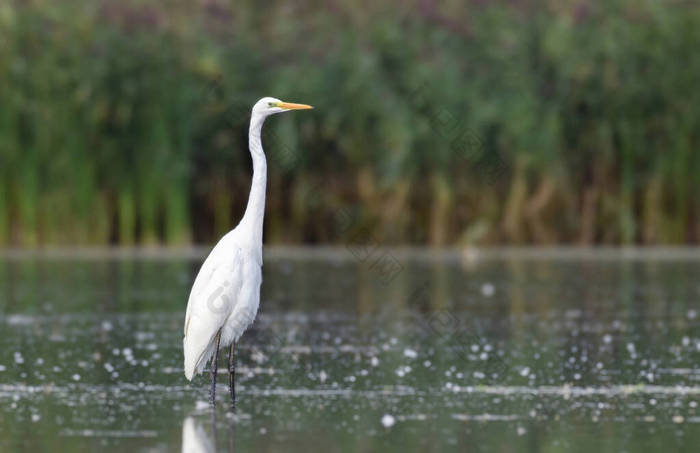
183,97,313,407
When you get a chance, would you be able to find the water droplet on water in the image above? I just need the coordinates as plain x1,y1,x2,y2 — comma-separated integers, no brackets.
481,283,495,297
381,414,395,428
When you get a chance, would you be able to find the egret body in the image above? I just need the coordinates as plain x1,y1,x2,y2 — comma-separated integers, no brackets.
183,97,312,407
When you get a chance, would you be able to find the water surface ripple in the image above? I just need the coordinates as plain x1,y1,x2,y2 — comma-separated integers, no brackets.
0,248,698,452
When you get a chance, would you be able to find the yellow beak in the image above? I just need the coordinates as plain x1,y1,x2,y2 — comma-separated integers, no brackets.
277,101,313,110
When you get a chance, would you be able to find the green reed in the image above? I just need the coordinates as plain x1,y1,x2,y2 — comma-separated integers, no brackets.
1,0,699,246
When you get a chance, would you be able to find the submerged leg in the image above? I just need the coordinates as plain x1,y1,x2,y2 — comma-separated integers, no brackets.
228,410,235,452
228,341,236,410
209,404,218,448
210,330,222,406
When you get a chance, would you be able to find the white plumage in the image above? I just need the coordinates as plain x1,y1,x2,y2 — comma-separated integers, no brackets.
183,237,260,380
182,97,312,400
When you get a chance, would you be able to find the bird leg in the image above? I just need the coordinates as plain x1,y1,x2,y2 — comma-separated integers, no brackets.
210,329,222,407
228,341,236,410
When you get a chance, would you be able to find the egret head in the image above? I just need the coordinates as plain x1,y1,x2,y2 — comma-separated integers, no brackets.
252,97,313,118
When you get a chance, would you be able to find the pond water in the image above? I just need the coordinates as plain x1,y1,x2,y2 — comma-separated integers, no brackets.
0,248,699,452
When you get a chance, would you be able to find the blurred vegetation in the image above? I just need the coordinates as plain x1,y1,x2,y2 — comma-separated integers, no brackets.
0,0,699,247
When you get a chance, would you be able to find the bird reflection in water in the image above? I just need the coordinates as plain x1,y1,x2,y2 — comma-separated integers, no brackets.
182,409,235,453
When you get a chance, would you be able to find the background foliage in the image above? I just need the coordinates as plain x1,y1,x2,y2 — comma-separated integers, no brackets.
1,0,699,246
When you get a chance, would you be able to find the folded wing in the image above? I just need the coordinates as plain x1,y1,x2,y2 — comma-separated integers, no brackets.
183,243,243,380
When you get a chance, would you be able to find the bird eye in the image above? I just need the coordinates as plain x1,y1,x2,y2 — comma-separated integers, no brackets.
268,102,276,107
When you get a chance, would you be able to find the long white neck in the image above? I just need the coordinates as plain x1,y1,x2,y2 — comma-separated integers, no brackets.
239,112,267,257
